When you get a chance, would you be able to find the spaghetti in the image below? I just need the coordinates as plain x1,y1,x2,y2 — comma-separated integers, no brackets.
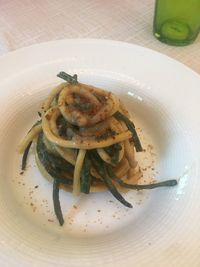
19,72,177,226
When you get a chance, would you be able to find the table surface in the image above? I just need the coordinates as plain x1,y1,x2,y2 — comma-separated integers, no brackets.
0,0,199,73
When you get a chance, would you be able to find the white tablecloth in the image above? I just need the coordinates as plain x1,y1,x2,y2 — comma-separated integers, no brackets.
0,0,199,73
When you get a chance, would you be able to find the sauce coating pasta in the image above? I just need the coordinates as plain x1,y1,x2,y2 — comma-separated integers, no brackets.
19,72,177,226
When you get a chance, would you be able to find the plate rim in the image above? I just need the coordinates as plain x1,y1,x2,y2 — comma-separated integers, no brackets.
0,38,199,77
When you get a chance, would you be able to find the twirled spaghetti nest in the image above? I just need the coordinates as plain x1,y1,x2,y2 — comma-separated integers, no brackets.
19,72,177,226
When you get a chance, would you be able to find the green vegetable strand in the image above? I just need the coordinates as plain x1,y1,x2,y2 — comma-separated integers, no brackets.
21,120,42,171
53,179,64,226
89,150,132,208
106,165,177,189
101,164,132,208
21,141,32,170
81,154,92,194
36,133,73,183
104,144,121,165
57,72,78,84
114,111,143,152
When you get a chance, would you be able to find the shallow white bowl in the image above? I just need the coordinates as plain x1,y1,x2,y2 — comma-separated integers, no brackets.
0,39,199,267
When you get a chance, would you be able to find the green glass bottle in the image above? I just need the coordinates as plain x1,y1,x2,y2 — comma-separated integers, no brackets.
153,0,200,46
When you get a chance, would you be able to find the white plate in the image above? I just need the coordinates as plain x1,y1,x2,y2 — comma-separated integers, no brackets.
0,39,200,267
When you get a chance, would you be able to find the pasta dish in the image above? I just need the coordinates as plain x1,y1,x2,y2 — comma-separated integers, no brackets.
19,72,177,226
